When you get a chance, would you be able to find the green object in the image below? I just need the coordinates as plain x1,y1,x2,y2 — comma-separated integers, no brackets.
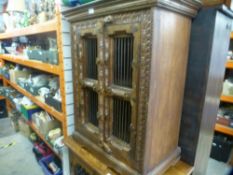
80,0,94,4
20,104,41,121
29,133,37,142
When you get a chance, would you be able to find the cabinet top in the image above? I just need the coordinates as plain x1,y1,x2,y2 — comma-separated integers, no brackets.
62,0,202,22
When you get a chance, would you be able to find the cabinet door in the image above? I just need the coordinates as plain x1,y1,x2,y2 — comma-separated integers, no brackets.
73,22,105,145
104,22,141,164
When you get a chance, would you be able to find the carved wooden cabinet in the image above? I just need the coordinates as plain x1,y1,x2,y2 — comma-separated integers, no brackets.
62,0,201,174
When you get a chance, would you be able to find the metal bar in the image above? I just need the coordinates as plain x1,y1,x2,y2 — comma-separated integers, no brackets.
114,38,117,84
95,38,97,79
122,100,125,141
126,37,129,87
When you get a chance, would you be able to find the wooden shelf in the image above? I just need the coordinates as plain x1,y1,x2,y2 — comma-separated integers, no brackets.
215,123,233,136
4,91,61,159
164,161,194,175
220,95,233,103
0,19,57,39
0,96,5,100
226,60,233,69
0,54,60,75
3,78,64,122
28,122,61,159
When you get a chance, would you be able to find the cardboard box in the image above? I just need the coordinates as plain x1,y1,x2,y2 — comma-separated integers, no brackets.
39,120,60,136
9,70,30,83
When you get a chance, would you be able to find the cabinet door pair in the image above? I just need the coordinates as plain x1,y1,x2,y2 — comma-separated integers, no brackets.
72,18,141,164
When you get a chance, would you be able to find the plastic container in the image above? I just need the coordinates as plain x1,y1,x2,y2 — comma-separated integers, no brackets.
80,0,94,4
210,134,233,162
62,0,79,6
39,155,62,175
33,142,53,162
20,104,42,121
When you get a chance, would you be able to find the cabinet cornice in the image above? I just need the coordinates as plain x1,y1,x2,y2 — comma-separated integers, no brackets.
62,0,202,22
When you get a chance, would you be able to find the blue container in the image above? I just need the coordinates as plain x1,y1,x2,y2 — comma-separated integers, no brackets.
62,0,79,6
20,104,42,121
39,155,62,175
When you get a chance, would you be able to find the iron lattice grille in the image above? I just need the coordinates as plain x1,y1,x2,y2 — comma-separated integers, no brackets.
75,165,90,175
84,37,98,79
113,35,134,88
85,89,98,126
112,97,131,143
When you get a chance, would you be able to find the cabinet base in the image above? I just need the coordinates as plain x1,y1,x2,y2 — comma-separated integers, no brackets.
68,132,181,175
147,147,181,175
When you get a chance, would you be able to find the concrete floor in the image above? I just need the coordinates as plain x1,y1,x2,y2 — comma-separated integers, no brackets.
206,158,231,175
0,117,232,175
0,118,44,175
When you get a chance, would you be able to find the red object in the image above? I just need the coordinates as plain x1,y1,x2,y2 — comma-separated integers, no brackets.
34,142,53,157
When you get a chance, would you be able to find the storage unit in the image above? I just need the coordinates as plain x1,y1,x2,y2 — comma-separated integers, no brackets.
179,5,233,175
62,0,201,174
0,9,68,160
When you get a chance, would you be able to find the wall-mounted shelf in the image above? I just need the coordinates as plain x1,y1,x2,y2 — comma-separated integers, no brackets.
215,123,233,136
0,11,68,138
0,19,57,39
7,95,61,159
220,95,233,103
4,77,63,122
0,96,5,100
28,122,61,159
226,60,233,69
0,54,60,75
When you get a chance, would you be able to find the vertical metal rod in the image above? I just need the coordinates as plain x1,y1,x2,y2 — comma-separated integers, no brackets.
122,102,127,140
125,101,128,142
91,39,93,78
127,37,130,87
126,37,129,87
95,38,97,79
116,99,118,137
117,38,119,85
131,37,133,84
113,99,116,136
88,39,90,77
113,100,115,136
120,99,123,140
117,99,120,138
121,37,125,86
120,37,123,86
114,38,117,84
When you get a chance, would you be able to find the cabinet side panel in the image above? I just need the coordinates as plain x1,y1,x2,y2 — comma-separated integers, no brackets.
144,7,191,173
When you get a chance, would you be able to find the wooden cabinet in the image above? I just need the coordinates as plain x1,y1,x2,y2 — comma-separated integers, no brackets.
62,0,201,174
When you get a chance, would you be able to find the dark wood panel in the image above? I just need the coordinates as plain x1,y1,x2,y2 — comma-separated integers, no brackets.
179,5,233,175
